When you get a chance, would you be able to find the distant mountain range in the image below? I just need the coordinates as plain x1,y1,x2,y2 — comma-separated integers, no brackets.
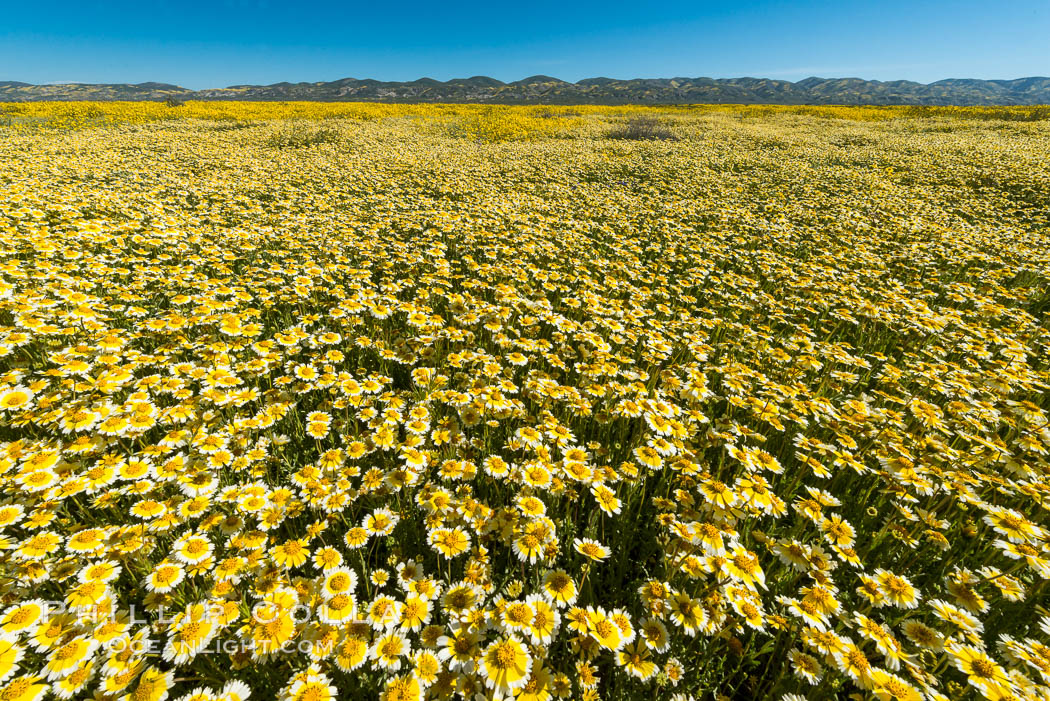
3,76,1049,105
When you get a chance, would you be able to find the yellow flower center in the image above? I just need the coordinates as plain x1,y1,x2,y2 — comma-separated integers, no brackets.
384,678,415,701
55,640,82,660
180,621,204,641
156,567,178,584
846,650,869,671
8,608,34,625
0,678,35,701
970,658,996,678
296,686,326,701
506,603,532,625
493,641,517,668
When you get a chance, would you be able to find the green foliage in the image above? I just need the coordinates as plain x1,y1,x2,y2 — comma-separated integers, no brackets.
606,115,678,141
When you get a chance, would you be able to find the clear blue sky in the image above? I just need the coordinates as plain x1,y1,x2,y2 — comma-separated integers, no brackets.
3,1,1047,89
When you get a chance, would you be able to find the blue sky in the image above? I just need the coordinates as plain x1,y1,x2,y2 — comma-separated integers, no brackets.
2,1,1047,88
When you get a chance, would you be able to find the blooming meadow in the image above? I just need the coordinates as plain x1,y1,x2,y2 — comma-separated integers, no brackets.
0,103,1048,701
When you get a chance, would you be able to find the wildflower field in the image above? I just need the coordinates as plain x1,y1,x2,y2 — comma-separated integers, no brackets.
1,102,1049,701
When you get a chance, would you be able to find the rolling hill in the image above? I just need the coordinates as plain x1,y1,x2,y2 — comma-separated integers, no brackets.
2,76,1048,104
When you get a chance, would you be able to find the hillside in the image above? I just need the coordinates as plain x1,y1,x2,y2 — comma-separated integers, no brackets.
2,75,1049,104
